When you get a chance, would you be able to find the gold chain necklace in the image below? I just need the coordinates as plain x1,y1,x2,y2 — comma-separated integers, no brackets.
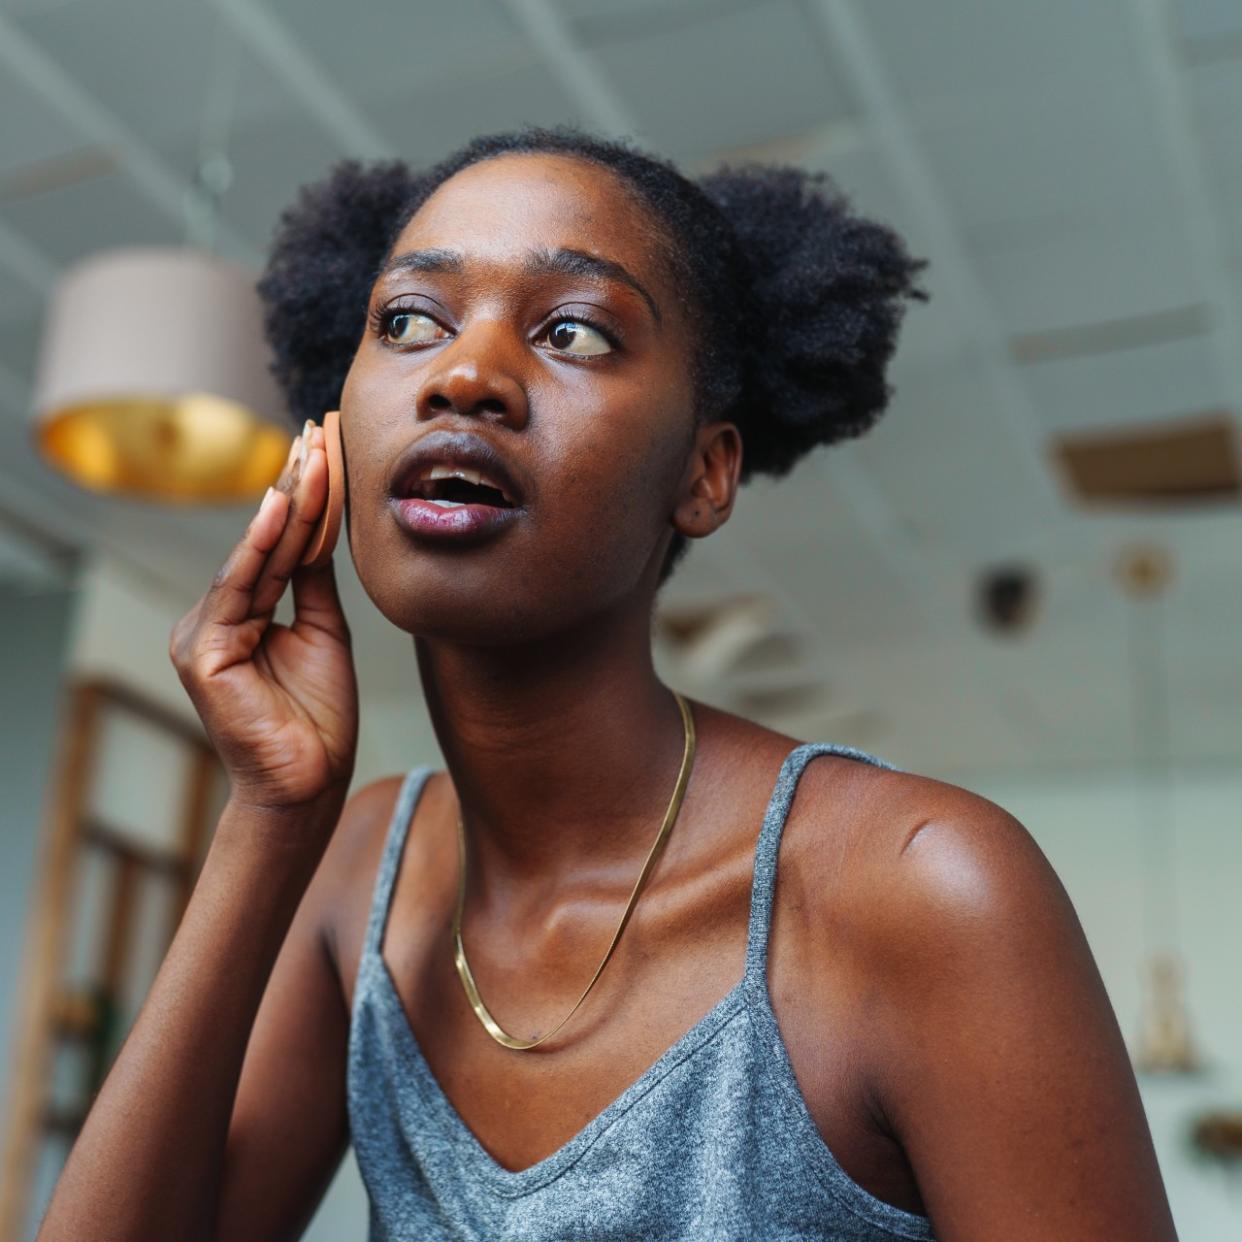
451,689,696,1051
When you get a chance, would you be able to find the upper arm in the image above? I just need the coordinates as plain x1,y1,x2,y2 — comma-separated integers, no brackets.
214,777,398,1242
862,789,1177,1241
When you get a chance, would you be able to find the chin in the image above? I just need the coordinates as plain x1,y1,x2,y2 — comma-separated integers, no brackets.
350,511,658,647
354,557,573,648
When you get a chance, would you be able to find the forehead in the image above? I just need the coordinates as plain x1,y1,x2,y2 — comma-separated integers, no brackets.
389,152,670,288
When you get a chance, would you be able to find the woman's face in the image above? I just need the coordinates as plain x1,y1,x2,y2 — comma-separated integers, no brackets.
340,152,727,645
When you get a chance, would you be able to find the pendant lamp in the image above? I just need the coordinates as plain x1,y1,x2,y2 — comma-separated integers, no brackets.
30,246,291,503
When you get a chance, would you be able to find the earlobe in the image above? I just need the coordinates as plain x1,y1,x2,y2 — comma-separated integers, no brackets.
672,421,742,540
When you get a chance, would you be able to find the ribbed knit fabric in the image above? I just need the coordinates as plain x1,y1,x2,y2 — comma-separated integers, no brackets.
347,741,937,1240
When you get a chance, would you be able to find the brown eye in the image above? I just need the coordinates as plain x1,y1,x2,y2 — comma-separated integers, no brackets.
545,320,612,356
385,311,448,345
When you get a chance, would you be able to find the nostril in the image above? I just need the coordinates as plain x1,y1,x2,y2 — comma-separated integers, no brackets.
427,393,453,412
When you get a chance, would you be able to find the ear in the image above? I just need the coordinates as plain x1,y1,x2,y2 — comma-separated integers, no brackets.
671,419,742,540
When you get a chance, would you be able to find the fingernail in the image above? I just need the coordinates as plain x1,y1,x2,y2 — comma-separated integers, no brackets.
298,434,308,472
285,436,300,469
258,485,278,516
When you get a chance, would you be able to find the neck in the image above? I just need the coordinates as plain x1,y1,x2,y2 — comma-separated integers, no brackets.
414,600,692,884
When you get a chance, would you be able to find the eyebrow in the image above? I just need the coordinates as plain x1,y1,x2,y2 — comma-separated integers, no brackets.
525,247,662,325
378,245,662,325
378,247,463,280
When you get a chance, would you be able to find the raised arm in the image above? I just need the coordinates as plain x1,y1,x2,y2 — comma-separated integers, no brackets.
39,421,361,1239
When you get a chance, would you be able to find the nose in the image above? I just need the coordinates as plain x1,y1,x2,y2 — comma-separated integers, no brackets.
414,323,529,429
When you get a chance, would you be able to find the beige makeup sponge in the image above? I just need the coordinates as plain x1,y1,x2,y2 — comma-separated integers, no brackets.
301,409,345,568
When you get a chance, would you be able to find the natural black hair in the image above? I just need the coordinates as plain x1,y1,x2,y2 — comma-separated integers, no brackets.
257,126,928,584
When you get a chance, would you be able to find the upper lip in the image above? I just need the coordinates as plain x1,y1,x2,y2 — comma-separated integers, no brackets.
387,429,525,507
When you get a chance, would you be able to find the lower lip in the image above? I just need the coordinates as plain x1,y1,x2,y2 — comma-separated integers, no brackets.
389,496,523,541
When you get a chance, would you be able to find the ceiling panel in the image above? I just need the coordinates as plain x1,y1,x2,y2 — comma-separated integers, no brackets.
1018,334,1229,433
369,62,590,168
0,171,184,268
589,0,855,157
0,72,89,179
1174,0,1242,41
850,359,1058,558
558,0,753,28
13,0,231,149
0,275,45,331
1188,60,1242,263
972,221,1202,338
154,112,349,257
263,0,523,118
859,0,1134,108
0,315,42,394
925,92,1186,255
857,1,1186,246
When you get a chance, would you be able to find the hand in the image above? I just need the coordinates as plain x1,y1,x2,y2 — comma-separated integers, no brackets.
170,420,359,817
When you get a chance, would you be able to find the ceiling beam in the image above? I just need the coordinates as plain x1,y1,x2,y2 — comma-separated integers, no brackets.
0,14,255,264
209,0,398,161
494,0,641,138
1129,0,1242,407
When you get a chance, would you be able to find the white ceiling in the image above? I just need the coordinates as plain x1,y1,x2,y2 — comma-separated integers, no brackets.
2,0,1241,779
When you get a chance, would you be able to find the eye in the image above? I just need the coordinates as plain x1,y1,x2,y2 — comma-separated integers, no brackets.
543,319,613,357
383,310,449,346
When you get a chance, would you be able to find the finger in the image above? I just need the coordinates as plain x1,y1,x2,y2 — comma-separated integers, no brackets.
202,482,291,629
250,433,328,617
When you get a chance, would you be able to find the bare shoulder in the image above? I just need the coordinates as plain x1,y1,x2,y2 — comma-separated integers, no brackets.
788,752,1091,1018
787,753,1177,1238
789,751,1065,953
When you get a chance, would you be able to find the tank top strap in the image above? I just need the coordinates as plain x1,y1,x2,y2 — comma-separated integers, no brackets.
744,740,901,980
363,764,437,961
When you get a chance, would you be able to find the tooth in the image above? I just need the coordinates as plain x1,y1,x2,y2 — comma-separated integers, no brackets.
425,465,488,486
421,464,504,492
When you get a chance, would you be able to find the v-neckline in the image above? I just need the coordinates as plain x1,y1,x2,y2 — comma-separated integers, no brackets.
368,740,808,1195
374,951,751,1195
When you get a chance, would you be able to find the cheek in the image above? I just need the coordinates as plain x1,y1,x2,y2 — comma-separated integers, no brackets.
536,387,689,571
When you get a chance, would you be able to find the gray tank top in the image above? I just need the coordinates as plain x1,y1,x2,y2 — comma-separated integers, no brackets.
347,741,937,1240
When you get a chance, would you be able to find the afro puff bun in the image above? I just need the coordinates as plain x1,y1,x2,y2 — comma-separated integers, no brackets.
256,127,927,578
697,164,928,479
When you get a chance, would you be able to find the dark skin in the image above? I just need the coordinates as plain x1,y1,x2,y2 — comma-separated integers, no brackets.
40,153,1177,1241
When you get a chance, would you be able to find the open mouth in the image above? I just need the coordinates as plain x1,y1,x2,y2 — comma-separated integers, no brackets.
404,474,516,509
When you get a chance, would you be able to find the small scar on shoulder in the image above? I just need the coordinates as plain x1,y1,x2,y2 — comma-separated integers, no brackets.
898,817,935,857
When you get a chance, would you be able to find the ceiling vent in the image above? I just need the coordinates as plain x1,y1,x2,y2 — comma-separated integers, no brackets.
1051,412,1240,506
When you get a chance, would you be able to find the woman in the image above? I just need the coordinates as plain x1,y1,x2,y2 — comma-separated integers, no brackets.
41,129,1177,1240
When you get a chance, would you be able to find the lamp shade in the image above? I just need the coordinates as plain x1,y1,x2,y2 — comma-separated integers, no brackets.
31,246,292,502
